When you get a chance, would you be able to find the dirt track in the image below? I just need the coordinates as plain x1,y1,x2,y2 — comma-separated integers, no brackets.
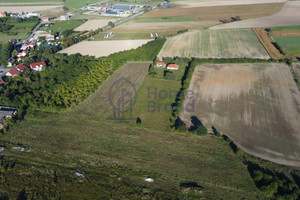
180,63,300,167
210,1,300,29
253,27,285,59
58,40,151,58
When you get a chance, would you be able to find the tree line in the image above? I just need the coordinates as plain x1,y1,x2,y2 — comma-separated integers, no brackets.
0,37,166,132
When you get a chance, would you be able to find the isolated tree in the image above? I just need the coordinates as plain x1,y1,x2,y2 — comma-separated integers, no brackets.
108,21,115,28
12,49,18,58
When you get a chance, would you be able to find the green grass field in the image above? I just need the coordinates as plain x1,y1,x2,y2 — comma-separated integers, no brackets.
0,22,38,43
0,0,62,2
126,77,181,131
45,20,86,33
0,61,267,199
274,36,300,54
271,25,300,31
133,16,197,23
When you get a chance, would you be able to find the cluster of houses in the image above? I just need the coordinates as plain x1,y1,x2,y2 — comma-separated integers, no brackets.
156,62,179,70
80,3,144,16
1,12,40,19
5,61,46,78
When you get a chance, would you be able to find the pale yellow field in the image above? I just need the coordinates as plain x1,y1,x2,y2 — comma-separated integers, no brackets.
211,1,300,29
58,40,152,57
158,29,270,59
172,0,287,8
0,5,63,13
74,19,118,31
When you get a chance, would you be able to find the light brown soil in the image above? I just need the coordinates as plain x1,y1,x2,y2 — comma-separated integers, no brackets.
253,27,285,59
180,63,300,167
272,30,300,37
172,0,286,8
74,19,117,31
140,3,284,21
114,21,219,32
58,40,152,58
0,5,63,13
211,1,300,29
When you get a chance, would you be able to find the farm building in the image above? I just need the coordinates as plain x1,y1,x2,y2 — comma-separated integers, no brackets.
0,106,17,128
60,14,70,21
30,61,46,72
114,4,132,10
167,64,179,70
156,62,165,68
105,9,118,15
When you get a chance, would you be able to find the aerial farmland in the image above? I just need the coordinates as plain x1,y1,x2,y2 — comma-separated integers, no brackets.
1,0,300,199
158,29,270,59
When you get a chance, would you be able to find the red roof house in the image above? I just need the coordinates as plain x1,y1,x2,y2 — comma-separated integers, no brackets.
0,12,6,18
167,64,179,70
156,61,165,68
17,56,25,62
6,68,20,77
30,61,46,72
40,16,49,22
16,64,28,72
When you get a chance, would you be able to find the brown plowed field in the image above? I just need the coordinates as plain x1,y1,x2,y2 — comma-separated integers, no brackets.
140,3,284,21
180,63,300,167
253,27,285,59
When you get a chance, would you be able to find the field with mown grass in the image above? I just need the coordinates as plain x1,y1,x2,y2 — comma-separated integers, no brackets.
0,62,266,199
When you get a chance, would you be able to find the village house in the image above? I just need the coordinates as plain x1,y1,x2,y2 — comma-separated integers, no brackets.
7,58,15,67
17,49,29,58
46,35,55,41
21,42,36,50
9,39,20,45
0,12,6,18
40,16,49,22
17,56,25,62
6,68,20,77
30,61,46,72
60,14,70,21
167,64,179,70
45,23,53,27
16,64,28,72
156,61,165,68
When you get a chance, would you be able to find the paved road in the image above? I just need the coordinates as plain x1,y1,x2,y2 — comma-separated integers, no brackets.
25,21,45,42
0,66,11,79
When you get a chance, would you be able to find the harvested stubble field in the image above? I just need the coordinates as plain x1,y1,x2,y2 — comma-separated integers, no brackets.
180,63,300,167
74,19,117,31
211,1,300,29
158,29,270,59
253,27,285,59
140,3,284,21
58,40,151,57
171,0,286,8
114,21,219,32
0,5,63,13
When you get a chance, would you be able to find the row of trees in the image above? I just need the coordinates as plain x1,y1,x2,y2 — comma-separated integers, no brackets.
0,37,166,125
0,42,14,65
